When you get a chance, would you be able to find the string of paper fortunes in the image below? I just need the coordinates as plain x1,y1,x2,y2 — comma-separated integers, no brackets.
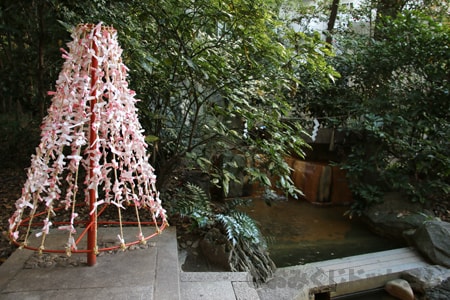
8,23,167,262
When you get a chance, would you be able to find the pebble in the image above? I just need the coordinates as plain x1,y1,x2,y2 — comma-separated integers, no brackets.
191,240,199,249
38,261,54,268
385,279,414,300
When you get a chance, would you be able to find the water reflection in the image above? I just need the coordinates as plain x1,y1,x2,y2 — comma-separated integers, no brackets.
241,198,405,267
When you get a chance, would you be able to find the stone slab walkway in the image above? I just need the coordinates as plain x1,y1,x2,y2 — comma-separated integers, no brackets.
0,226,433,300
0,227,179,300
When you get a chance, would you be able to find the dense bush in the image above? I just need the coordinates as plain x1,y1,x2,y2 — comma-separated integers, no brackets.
1,0,338,279
295,8,449,214
1,0,339,196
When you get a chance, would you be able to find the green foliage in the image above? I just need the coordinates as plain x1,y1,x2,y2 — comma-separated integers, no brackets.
215,195,266,247
1,4,336,280
173,183,264,246
172,183,274,282
4,0,447,218
2,0,339,198
174,183,213,228
48,0,329,197
298,7,450,214
0,1,65,119
215,212,264,246
0,1,70,164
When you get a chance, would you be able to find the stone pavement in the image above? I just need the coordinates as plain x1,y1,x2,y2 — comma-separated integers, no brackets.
0,226,432,300
0,227,179,300
0,226,260,300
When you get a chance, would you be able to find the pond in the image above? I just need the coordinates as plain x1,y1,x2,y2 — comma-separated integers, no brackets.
241,197,406,268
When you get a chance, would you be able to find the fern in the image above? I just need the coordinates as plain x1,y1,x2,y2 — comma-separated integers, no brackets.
184,182,210,209
174,183,213,228
215,211,265,247
214,214,240,245
173,183,275,283
176,184,266,248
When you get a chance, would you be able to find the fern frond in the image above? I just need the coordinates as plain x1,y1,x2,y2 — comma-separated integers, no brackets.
215,211,266,248
185,183,210,207
215,214,239,245
229,211,266,247
173,183,213,228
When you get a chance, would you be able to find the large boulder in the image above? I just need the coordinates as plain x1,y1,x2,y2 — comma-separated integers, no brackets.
402,265,450,294
363,192,431,240
406,220,450,268
200,228,231,270
424,277,450,300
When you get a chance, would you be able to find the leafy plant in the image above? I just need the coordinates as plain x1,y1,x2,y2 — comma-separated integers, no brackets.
172,183,274,283
296,5,450,215
2,0,347,202
50,0,340,199
174,183,213,229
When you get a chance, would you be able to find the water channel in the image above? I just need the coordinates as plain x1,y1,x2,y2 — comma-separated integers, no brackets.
243,198,403,299
242,197,406,268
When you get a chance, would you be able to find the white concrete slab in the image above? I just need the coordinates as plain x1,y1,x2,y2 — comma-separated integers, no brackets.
310,247,430,296
180,281,236,300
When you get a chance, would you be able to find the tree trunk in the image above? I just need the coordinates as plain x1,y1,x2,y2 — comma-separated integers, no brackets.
37,0,47,119
326,0,340,45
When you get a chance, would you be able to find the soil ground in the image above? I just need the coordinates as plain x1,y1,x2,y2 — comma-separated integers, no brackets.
0,168,26,264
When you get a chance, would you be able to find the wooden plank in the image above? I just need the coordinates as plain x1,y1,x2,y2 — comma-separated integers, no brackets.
330,166,353,204
311,248,408,266
330,260,431,297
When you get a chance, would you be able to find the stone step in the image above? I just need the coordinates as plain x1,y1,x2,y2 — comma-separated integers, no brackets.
0,226,180,300
179,272,259,300
154,227,181,300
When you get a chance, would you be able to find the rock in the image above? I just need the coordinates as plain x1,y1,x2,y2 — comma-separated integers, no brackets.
191,239,199,249
424,277,450,300
363,192,431,240
261,188,286,204
199,228,231,270
385,279,415,300
408,220,450,268
402,265,450,294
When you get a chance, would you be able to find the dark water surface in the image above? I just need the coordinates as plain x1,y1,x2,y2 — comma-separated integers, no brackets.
242,198,406,268
333,289,397,300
